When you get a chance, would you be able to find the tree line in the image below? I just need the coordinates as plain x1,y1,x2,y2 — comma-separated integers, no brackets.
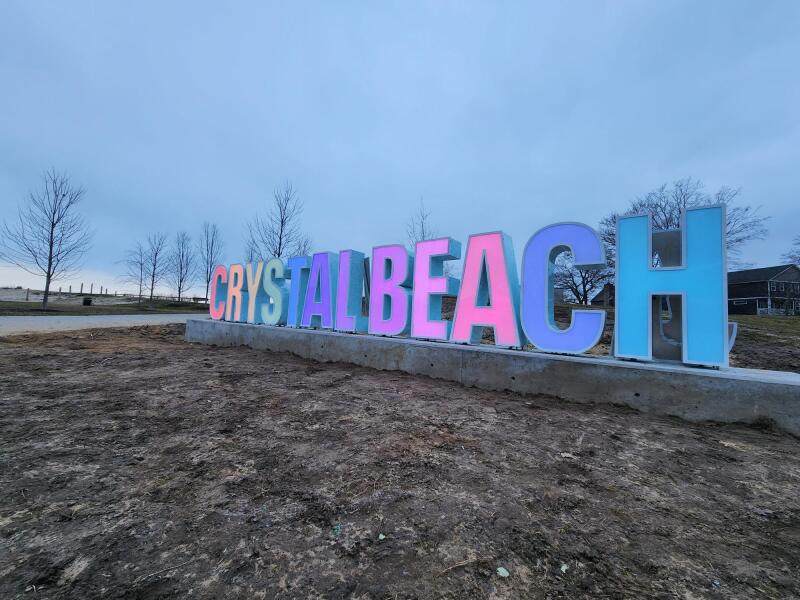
0,169,794,311
122,181,310,302
122,224,224,303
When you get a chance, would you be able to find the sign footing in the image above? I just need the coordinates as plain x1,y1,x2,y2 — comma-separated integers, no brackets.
186,319,800,437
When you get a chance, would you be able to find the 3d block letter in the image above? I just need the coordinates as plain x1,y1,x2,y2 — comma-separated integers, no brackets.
451,232,523,347
520,223,606,354
245,261,265,324
301,252,338,328
261,258,288,325
335,250,368,332
411,237,461,341
615,205,728,366
209,265,228,320
286,256,311,327
225,263,245,322
368,245,414,336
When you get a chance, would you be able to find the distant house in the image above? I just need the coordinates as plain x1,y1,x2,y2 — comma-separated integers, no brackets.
728,264,800,316
590,283,615,307
585,266,800,316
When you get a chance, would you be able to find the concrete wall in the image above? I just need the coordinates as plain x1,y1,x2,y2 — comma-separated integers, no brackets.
185,319,800,437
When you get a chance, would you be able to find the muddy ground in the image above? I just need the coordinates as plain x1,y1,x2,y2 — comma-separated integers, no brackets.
1,325,799,599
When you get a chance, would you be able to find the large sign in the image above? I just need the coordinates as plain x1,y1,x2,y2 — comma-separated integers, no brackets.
209,206,734,367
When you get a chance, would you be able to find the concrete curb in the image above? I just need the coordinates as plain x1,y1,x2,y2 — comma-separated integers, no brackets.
185,319,800,437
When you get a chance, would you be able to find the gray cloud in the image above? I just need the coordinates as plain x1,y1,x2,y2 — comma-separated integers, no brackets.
1,1,798,292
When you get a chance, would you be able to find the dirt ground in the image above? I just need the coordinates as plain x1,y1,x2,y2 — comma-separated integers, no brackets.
727,315,800,373
1,325,799,599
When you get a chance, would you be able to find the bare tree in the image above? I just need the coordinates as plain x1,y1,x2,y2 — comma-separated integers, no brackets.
600,178,768,270
167,232,196,301
783,236,800,264
243,240,258,264
553,251,613,305
406,198,438,247
294,234,312,257
198,222,224,300
246,181,312,260
122,242,147,303
145,233,169,301
406,198,457,277
0,169,92,311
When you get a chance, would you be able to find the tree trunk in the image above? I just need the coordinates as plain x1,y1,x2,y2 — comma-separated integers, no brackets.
43,224,55,312
42,274,52,312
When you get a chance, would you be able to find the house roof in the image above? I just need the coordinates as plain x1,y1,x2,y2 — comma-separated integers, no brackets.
590,282,615,302
728,264,799,284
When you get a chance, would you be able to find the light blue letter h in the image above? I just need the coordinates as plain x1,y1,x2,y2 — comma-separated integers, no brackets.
615,206,729,367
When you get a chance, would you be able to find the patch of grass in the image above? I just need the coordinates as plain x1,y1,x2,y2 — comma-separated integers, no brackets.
0,300,208,317
730,315,800,343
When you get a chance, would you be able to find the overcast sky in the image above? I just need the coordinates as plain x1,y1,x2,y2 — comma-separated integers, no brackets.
1,1,798,294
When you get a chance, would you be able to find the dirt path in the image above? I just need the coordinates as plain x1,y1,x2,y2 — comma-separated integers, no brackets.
1,325,798,599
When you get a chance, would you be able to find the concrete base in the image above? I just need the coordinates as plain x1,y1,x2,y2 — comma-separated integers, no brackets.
185,319,800,437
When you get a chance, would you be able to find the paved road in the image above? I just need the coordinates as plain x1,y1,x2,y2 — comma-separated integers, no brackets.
0,313,207,336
